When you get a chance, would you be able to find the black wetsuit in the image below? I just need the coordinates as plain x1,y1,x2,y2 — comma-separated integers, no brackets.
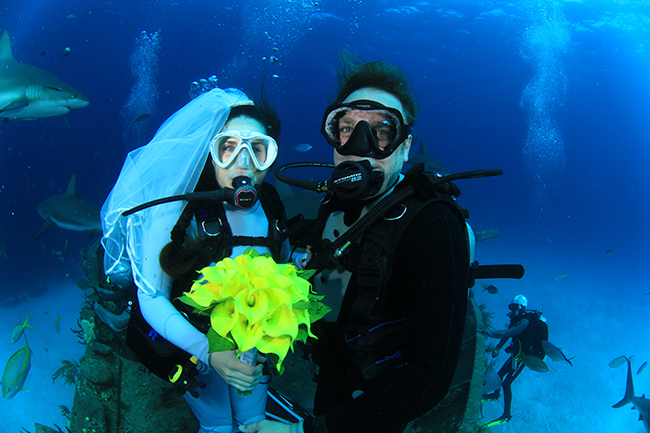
493,311,548,420
305,195,470,433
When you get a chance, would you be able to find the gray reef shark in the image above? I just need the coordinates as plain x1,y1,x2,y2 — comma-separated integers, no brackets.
34,173,101,240
275,179,323,220
0,30,89,120
405,141,451,176
613,356,650,433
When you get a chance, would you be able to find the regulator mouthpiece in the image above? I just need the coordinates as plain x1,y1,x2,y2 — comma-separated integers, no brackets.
232,176,258,209
329,160,384,201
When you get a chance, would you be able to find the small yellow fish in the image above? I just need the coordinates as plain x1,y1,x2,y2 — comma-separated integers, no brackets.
132,113,152,131
553,273,569,281
54,312,62,334
519,354,549,373
11,313,35,344
610,355,628,369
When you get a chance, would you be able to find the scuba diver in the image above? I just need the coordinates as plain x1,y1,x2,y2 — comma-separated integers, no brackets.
101,88,304,433
241,54,524,433
480,294,549,427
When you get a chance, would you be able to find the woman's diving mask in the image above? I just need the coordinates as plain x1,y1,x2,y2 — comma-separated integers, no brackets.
321,100,411,159
210,130,278,171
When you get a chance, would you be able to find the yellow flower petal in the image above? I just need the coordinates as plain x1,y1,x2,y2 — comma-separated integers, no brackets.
220,256,247,274
234,286,269,326
221,280,247,301
262,304,298,339
257,335,292,369
231,316,264,353
201,266,228,284
210,299,239,337
232,254,250,268
247,255,279,276
187,279,223,308
264,287,293,309
251,276,270,290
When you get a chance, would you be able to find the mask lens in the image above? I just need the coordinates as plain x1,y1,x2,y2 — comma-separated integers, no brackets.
249,138,269,164
211,130,277,170
508,304,519,311
321,100,409,159
371,117,397,150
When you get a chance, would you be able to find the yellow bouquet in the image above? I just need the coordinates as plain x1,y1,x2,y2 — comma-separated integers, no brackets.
177,249,329,371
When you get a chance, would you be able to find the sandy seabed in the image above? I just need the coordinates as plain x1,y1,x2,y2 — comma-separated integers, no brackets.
1,282,84,433
477,260,649,433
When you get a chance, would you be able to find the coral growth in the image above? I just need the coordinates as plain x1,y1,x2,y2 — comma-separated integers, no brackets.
52,360,80,386
478,303,494,330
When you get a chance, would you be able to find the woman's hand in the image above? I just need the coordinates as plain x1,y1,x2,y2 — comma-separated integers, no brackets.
209,350,264,392
239,420,292,433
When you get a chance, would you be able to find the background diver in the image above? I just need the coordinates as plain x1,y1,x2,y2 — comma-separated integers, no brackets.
480,294,549,427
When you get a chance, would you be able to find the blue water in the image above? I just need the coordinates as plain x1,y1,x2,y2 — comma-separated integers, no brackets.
1,0,649,431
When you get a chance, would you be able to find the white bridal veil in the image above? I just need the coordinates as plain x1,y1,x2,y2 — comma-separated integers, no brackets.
101,87,253,296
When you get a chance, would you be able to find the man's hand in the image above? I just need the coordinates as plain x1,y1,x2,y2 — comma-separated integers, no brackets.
209,350,263,392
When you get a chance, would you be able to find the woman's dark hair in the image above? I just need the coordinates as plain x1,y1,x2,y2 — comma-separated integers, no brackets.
334,52,419,126
229,96,281,142
158,160,217,278
159,92,280,279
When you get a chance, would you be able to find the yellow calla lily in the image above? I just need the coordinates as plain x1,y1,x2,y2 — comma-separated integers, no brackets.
231,316,265,353
257,334,292,369
262,304,298,339
187,287,220,308
264,287,293,310
210,299,239,337
234,286,269,326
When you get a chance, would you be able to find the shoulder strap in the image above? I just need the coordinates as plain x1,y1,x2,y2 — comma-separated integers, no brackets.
347,195,432,326
346,170,469,327
191,182,288,262
238,182,287,261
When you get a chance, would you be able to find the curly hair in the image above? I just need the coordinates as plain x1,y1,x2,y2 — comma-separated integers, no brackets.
333,52,419,126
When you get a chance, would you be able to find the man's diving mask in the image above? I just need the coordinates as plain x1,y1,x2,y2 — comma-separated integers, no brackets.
210,130,278,171
321,100,411,159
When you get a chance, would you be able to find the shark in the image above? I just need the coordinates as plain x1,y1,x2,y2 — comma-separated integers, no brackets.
404,141,451,176
34,173,101,240
613,356,650,433
0,30,89,120
275,179,323,220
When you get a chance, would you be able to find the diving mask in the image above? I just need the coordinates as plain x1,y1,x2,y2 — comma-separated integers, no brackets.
321,100,411,159
210,130,278,171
